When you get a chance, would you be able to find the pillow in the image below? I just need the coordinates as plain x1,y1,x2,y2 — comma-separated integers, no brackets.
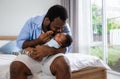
65,53,111,72
0,40,20,54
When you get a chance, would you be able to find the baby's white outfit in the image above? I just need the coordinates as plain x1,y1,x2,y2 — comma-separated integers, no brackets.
44,38,60,48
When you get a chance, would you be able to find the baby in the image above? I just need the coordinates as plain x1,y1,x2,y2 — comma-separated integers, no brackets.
44,31,72,48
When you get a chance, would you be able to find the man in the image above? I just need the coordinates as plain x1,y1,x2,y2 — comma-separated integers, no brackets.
10,5,72,79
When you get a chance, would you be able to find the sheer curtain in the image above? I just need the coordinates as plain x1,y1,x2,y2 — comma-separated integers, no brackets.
61,0,91,54
70,0,80,53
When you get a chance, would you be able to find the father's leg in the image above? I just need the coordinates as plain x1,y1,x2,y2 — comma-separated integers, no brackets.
50,56,71,79
10,61,32,79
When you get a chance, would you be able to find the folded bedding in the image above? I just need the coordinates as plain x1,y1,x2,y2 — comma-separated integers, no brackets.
65,53,110,72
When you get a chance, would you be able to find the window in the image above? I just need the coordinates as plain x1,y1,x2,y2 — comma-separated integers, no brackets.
90,0,120,73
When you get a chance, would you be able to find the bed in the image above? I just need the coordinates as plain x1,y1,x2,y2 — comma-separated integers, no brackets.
0,36,110,79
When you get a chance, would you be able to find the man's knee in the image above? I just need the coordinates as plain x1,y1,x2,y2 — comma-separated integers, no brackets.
50,56,70,75
10,61,22,73
10,61,31,75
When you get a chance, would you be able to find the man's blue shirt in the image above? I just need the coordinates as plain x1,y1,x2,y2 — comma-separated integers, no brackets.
17,15,72,53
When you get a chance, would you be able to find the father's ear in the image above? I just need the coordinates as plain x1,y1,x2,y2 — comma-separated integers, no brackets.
43,18,50,26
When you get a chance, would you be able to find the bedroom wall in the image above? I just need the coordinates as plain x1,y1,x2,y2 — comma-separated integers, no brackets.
0,0,61,36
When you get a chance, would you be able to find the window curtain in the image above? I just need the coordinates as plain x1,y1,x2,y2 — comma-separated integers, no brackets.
61,0,80,53
61,0,70,24
61,0,91,54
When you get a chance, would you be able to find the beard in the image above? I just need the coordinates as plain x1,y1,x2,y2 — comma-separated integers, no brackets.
45,24,50,31
45,22,61,37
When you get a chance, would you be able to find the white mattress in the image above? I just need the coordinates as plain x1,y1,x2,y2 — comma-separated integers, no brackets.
0,54,16,72
0,53,110,79
0,54,16,79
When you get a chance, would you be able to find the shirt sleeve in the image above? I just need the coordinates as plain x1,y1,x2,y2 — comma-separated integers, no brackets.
16,18,33,49
63,23,72,35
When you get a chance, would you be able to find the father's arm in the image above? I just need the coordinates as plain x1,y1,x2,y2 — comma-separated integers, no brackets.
27,45,66,61
36,45,66,54
22,32,53,49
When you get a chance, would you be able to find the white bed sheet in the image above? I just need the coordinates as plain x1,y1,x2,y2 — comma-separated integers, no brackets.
0,53,110,79
0,54,16,79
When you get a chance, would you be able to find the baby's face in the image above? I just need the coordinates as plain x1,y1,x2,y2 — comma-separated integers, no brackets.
54,33,66,46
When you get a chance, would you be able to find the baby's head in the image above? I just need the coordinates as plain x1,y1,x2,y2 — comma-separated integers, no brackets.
54,33,72,48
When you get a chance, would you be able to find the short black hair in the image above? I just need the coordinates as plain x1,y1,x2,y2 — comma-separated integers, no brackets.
45,5,68,22
62,34,73,48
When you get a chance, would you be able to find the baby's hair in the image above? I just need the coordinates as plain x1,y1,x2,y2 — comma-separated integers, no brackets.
61,34,72,48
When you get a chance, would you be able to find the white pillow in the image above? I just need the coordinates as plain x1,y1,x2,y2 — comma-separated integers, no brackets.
65,53,111,72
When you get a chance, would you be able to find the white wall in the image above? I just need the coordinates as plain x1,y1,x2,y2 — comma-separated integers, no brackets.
0,0,61,36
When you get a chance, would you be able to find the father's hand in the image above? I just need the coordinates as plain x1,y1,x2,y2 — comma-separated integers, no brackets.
28,50,43,61
38,31,53,44
27,45,49,61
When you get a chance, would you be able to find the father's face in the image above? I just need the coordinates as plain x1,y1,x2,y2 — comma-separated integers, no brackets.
50,17,65,36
